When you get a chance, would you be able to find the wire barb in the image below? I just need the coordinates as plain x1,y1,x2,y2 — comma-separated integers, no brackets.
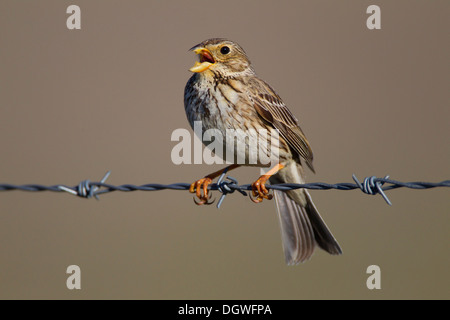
215,168,247,209
58,171,111,200
352,174,392,205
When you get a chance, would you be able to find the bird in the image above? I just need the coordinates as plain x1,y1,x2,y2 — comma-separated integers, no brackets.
184,38,342,264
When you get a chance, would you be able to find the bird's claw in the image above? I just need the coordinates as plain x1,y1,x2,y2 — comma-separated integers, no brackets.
190,177,215,205
250,176,273,203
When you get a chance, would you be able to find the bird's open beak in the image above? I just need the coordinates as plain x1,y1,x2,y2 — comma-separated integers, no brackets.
189,48,215,73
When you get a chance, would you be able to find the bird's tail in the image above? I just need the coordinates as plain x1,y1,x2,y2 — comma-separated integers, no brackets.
270,162,342,265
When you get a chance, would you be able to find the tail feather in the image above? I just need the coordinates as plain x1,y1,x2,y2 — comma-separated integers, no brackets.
274,190,315,264
304,190,342,255
270,162,342,264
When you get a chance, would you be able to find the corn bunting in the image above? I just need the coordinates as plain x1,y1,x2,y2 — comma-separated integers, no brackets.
184,38,342,264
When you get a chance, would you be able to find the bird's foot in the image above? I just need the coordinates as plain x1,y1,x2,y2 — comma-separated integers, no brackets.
190,177,214,205
250,175,273,203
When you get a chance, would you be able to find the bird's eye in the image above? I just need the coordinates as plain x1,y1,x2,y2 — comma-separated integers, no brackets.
220,46,230,55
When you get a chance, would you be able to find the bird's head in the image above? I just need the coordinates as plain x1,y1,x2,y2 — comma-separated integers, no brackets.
189,38,253,77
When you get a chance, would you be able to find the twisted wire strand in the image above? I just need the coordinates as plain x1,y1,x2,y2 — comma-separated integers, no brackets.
0,171,448,208
3,181,448,193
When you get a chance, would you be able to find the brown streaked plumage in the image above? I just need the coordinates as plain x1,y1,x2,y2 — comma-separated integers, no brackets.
184,38,342,264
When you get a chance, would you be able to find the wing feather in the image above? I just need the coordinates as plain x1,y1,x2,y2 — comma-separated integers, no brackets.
248,77,315,172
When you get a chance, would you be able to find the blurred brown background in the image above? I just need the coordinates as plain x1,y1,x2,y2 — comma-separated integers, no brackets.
0,1,448,299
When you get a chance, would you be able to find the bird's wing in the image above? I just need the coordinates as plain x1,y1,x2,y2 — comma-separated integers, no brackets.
247,77,315,172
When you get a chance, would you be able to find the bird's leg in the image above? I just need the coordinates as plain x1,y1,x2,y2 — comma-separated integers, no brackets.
190,164,241,205
250,163,285,203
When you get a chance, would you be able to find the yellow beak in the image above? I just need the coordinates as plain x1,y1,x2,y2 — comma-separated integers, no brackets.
189,48,215,73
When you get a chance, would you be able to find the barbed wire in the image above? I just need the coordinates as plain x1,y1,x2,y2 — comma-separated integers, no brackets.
1,171,448,208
